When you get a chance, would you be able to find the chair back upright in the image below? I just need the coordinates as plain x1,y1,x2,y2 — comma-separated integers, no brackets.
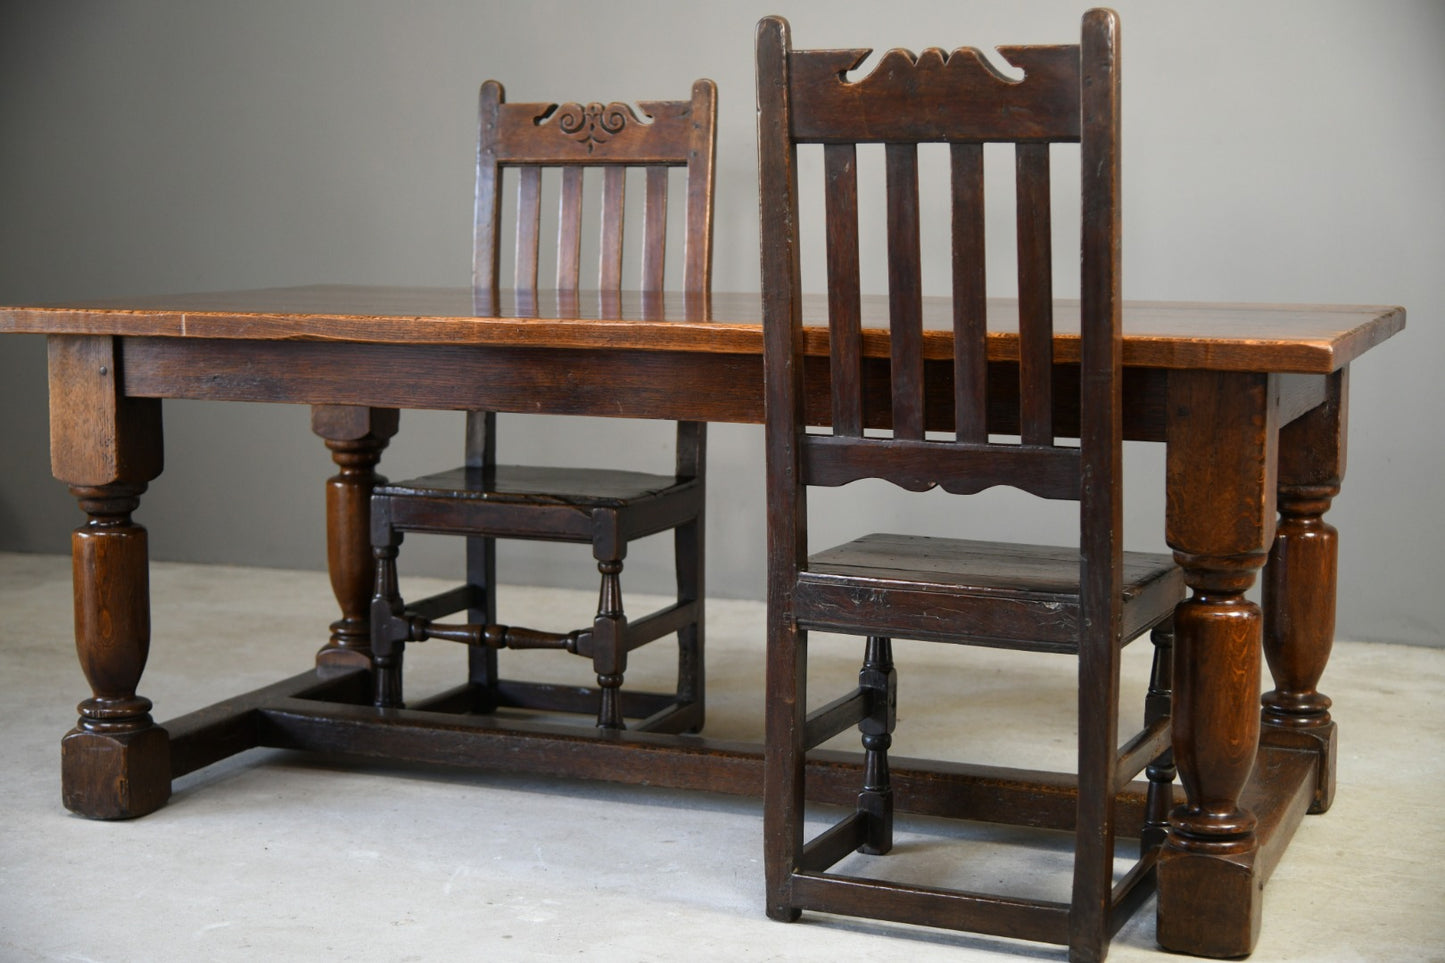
756,12,1123,636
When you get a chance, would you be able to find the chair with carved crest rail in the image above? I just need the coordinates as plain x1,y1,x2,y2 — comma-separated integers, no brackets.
757,11,1182,962
369,78,716,731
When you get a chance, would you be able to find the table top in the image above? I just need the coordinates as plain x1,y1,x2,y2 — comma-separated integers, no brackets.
0,284,1405,374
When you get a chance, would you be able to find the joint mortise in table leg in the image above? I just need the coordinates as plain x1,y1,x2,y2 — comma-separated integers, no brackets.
311,406,400,674
61,483,171,819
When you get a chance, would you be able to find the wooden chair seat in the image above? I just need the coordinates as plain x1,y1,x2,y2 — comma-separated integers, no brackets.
380,465,699,509
797,534,1183,653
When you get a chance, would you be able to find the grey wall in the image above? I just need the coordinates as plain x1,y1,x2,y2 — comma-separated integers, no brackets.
2,1,1442,647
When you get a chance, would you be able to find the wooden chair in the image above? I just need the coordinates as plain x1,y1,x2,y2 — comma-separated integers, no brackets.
756,12,1182,961
369,78,716,731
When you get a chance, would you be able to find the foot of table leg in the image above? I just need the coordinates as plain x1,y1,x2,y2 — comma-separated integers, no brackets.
62,724,172,820
1157,843,1263,959
1262,482,1339,814
1157,554,1266,958
61,483,171,819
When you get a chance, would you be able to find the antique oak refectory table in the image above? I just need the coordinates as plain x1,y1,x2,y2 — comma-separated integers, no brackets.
0,285,1404,958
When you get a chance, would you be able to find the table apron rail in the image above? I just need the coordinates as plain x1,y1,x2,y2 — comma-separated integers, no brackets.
112,335,1327,442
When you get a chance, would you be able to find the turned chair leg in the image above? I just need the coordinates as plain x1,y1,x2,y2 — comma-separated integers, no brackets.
1143,620,1176,854
592,557,628,729
674,513,705,732
858,635,897,855
368,501,411,709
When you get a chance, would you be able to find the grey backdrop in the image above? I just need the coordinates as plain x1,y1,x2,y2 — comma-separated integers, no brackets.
2,1,1441,647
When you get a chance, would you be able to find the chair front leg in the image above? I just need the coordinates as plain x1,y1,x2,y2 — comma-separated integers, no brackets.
858,635,897,855
1143,619,1176,855
592,556,628,729
369,502,407,709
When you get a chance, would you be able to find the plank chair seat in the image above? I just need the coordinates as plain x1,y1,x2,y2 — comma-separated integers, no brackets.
387,466,697,510
800,534,1181,652
756,11,1183,962
370,78,716,733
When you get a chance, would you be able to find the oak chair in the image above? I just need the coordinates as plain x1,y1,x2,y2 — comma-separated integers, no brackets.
756,11,1182,961
370,78,716,731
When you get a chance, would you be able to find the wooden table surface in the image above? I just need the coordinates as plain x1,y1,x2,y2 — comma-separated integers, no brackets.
1,284,1403,372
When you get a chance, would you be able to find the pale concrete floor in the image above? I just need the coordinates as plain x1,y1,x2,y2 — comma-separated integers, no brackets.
1,552,1442,962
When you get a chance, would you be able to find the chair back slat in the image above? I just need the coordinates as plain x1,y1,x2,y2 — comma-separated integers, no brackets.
641,167,670,291
556,166,584,290
599,166,626,291
473,79,717,296
950,142,987,442
885,143,925,440
1015,142,1055,445
758,12,1121,525
514,166,543,291
824,144,864,437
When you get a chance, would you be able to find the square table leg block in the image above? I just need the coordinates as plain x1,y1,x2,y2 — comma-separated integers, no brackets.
1261,719,1337,814
1156,845,1263,958
1155,743,1318,958
61,725,172,820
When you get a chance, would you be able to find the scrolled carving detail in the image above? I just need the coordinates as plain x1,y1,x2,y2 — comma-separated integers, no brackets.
543,101,646,153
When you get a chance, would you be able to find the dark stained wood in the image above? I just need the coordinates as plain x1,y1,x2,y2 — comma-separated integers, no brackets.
885,142,925,440
47,335,163,488
371,76,717,730
47,335,170,819
473,80,504,291
599,165,626,291
1261,368,1346,814
62,483,172,820
786,44,1083,143
951,142,987,441
309,405,399,672
9,265,1399,952
1072,16,1126,951
3,287,1404,375
642,166,669,291
1161,366,1277,956
514,165,543,290
1015,142,1055,445
1157,743,1318,957
557,166,585,289
824,143,863,436
0,25,1404,962
802,434,1081,499
757,11,1178,961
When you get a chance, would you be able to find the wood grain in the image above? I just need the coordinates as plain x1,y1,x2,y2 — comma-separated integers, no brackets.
2,287,1403,374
